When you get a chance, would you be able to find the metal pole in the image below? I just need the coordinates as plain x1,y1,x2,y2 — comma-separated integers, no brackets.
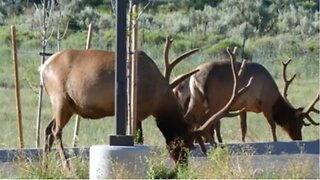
11,26,24,148
72,23,93,147
115,0,127,136
109,0,133,146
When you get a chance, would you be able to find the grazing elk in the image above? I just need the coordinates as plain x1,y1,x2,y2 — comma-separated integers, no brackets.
184,52,319,143
40,43,199,169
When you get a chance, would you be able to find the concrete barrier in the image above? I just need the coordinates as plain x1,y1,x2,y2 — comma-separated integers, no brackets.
192,140,320,157
89,145,150,179
0,140,318,162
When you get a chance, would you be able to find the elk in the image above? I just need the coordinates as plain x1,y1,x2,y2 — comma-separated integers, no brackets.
40,40,199,169
184,52,319,143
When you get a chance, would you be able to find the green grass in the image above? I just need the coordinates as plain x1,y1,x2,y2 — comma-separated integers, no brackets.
10,148,318,179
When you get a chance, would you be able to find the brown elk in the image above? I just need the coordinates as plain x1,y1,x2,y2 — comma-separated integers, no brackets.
184,53,319,143
40,41,200,169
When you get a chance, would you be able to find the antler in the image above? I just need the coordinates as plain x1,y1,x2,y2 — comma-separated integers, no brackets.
163,36,199,82
282,59,319,126
301,93,320,126
170,69,199,89
282,59,296,100
191,47,253,153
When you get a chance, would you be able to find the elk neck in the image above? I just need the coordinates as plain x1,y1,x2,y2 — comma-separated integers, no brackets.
272,95,298,126
154,89,190,146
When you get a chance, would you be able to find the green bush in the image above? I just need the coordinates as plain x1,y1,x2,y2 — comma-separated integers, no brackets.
204,38,241,58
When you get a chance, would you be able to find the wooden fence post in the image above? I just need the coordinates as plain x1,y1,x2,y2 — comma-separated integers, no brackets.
11,26,24,148
130,4,138,139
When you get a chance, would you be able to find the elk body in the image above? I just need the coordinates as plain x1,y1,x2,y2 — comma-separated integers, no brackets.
184,59,319,142
40,49,196,168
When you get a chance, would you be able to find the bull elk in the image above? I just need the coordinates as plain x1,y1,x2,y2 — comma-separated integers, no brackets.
40,38,200,169
184,52,319,143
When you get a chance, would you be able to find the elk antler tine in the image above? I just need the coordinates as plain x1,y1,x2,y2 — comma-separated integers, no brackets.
304,94,319,114
302,93,320,125
226,108,246,117
282,58,296,100
163,36,173,81
311,108,320,114
232,47,238,55
170,69,199,89
305,115,320,126
283,59,292,66
302,120,311,126
238,77,253,95
238,59,247,77
171,48,199,68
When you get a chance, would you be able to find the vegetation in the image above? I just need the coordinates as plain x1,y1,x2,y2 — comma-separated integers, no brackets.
0,0,319,179
9,147,318,179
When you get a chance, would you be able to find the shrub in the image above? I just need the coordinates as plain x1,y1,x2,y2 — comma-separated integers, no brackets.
204,38,242,58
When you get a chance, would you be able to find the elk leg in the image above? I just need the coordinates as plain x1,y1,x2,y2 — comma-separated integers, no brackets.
43,119,55,168
53,127,70,170
240,112,247,142
52,100,73,170
215,120,223,143
262,110,277,141
44,119,55,153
